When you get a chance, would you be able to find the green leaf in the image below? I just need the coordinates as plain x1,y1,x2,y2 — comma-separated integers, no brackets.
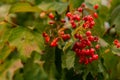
9,2,41,13
38,2,68,14
69,0,84,10
0,44,15,61
111,5,120,34
41,47,56,80
99,38,109,47
112,46,120,56
117,62,120,79
102,50,119,79
8,27,44,61
14,52,48,80
63,39,73,52
85,0,101,5
62,51,75,70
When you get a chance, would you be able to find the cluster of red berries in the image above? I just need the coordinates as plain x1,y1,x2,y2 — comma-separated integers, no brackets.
42,30,71,47
70,4,100,64
65,3,98,29
83,15,95,29
59,31,71,41
42,32,50,43
42,3,100,64
48,12,55,24
72,30,100,65
113,39,120,48
42,32,60,47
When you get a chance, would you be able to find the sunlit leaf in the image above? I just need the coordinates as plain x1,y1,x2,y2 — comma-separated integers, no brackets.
62,51,75,69
9,2,41,13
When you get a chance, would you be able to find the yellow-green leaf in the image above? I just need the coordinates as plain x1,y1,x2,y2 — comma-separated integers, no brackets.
9,2,41,13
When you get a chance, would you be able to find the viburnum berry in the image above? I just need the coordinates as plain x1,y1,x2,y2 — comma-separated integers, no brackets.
59,31,64,35
42,32,50,43
61,34,70,41
114,39,119,45
50,38,59,47
70,20,75,25
113,39,120,48
88,57,93,63
89,48,95,54
42,32,48,37
43,2,100,65
81,3,86,8
95,44,100,49
93,12,98,18
86,30,92,36
117,43,120,48
45,36,50,43
61,19,66,23
78,7,83,12
74,33,83,40
66,12,72,18
50,41,57,47
75,15,80,21
71,23,77,28
72,29,100,64
88,35,94,42
94,4,99,10
85,59,89,65
92,54,98,60
49,13,54,19
49,20,55,24
40,12,46,18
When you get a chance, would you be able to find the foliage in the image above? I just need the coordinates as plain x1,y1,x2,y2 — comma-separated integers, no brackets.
0,0,120,80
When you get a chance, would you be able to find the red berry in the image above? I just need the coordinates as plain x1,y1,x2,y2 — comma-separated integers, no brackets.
50,42,57,47
50,38,59,47
92,54,98,60
53,38,59,42
117,43,120,48
70,20,75,25
76,15,80,21
66,12,72,18
71,23,77,28
42,32,48,37
114,39,119,45
94,36,99,42
59,31,64,35
61,19,66,23
88,57,93,63
89,48,95,55
61,34,70,41
78,7,83,12
86,31,91,36
81,3,86,8
95,44,100,49
94,4,99,10
85,59,89,65
90,21,95,27
45,36,50,43
49,20,55,24
88,36,94,41
86,40,91,46
93,12,98,18
49,13,54,19
74,33,82,39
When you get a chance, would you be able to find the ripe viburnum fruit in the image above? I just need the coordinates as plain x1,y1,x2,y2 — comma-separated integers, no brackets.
42,32,50,43
49,13,54,19
50,38,59,47
93,12,98,18
113,39,120,48
94,4,99,10
42,3,100,64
